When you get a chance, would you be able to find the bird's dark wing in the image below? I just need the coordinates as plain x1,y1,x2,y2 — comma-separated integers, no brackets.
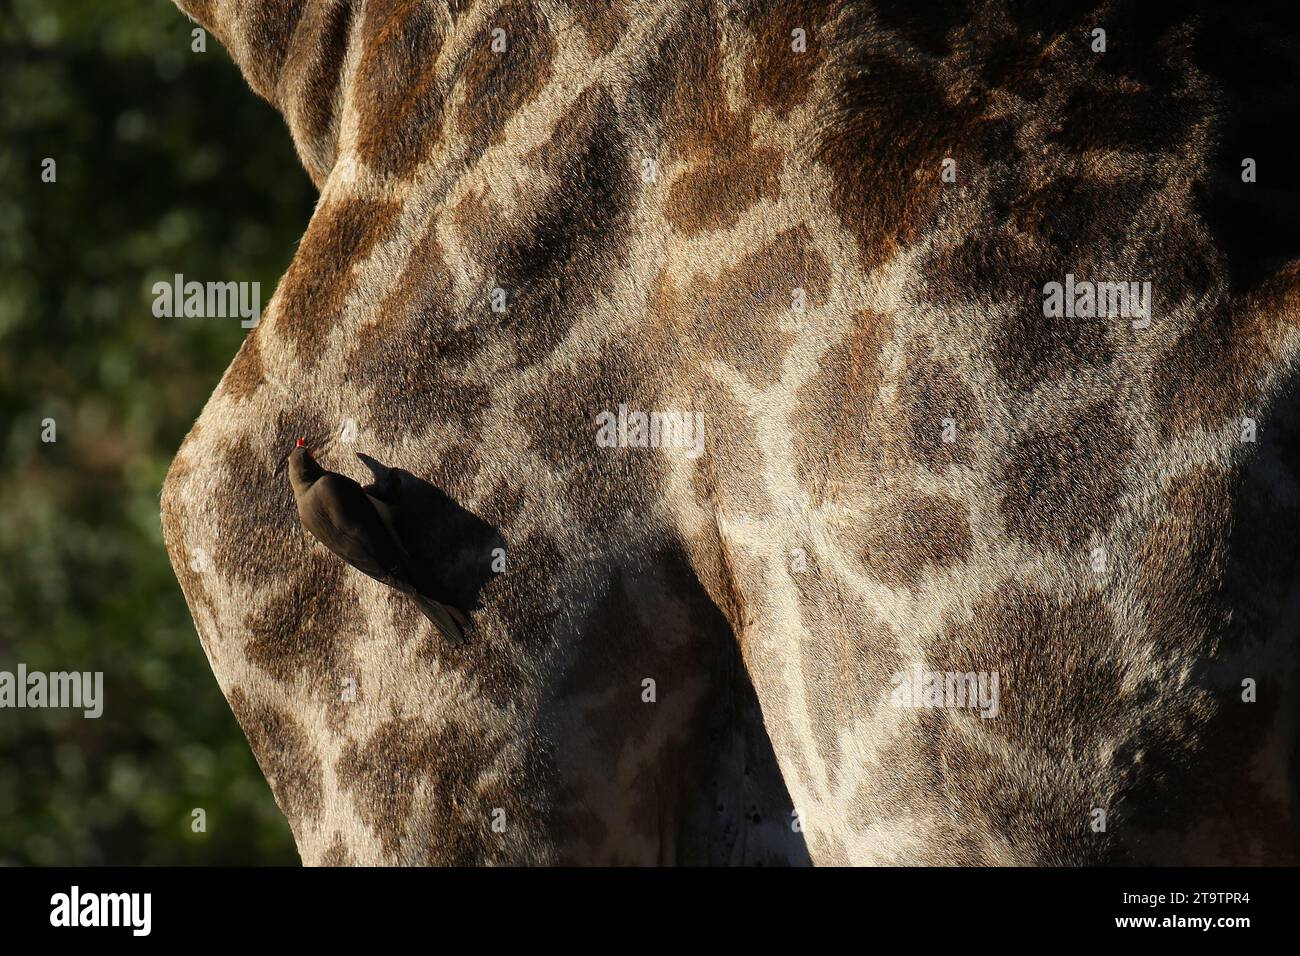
365,491,402,545
300,474,411,588
295,468,469,645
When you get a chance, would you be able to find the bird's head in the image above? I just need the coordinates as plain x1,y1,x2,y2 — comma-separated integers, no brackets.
286,436,323,493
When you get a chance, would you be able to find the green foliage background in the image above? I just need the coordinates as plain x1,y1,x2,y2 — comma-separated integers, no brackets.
0,0,315,864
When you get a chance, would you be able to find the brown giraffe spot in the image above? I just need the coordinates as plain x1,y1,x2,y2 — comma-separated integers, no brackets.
1000,0,1096,45
273,195,401,366
479,476,528,535
816,41,1005,271
690,380,771,516
625,8,758,196
287,0,356,182
651,225,829,387
1123,212,1221,315
344,216,493,440
336,715,546,863
449,185,502,261
244,551,363,687
463,526,566,657
354,0,447,180
1010,176,1160,273
427,437,488,503
923,179,1143,392
336,716,456,858
791,310,894,500
495,86,636,365
930,586,1128,746
920,231,1033,309
385,587,424,638
228,687,323,828
649,7,733,163
741,0,833,117
869,709,1122,865
569,0,629,58
998,402,1132,552
320,832,352,866
665,143,783,237
1152,267,1300,438
521,341,668,526
897,348,982,469
1152,314,1248,440
852,725,992,865
211,412,332,586
855,494,973,587
1048,87,1188,155
869,0,972,57
792,547,903,786
977,29,1049,101
240,0,307,102
1008,175,1164,261
987,293,1114,395
408,509,535,713
217,333,265,402
1134,467,1234,661
868,585,1136,863
421,622,528,713
454,2,556,156
210,434,298,584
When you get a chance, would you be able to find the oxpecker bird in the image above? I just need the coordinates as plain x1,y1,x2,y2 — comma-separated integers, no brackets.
287,438,468,645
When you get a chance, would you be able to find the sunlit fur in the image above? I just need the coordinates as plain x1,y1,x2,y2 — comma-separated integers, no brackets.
163,0,1300,864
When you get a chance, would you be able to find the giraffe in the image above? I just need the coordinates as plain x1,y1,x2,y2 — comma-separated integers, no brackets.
161,0,1300,865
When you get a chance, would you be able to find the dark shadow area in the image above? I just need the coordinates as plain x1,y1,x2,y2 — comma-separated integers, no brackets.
1190,361,1300,859
544,542,812,865
1110,360,1300,862
356,452,505,615
1194,2,1300,294
346,453,810,863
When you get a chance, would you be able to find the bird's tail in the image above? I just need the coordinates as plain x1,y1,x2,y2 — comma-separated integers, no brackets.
412,593,469,646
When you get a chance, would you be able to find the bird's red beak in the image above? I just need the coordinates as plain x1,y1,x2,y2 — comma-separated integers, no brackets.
296,437,306,448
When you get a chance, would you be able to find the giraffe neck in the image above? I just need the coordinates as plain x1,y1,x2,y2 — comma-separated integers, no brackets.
163,0,1300,864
